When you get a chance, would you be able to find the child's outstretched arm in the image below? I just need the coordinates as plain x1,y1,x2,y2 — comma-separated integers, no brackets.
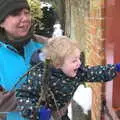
76,64,120,82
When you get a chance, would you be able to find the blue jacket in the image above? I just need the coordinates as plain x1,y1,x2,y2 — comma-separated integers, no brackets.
0,39,44,120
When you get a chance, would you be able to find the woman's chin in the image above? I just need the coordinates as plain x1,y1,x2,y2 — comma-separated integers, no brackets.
15,32,28,38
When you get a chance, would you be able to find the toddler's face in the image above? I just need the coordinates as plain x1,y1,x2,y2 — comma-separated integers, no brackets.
60,48,81,77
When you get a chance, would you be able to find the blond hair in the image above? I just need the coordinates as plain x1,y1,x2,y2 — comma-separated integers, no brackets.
43,36,80,67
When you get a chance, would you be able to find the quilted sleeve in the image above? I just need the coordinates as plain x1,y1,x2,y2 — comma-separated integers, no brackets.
76,64,117,82
16,67,43,119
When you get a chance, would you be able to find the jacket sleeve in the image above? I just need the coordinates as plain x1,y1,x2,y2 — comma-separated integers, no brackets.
16,67,42,119
76,64,117,82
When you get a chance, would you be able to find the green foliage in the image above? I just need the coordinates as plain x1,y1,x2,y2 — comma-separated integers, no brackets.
36,6,57,37
27,0,57,36
27,0,42,27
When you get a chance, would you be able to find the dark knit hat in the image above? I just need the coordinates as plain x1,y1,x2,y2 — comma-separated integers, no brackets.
0,0,30,23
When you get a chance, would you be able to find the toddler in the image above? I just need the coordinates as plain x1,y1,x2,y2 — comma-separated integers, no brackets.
16,36,120,120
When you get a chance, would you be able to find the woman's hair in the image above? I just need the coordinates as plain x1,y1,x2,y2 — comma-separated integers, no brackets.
43,36,80,67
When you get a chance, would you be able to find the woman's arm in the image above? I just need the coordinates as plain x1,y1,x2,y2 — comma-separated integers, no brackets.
0,72,17,112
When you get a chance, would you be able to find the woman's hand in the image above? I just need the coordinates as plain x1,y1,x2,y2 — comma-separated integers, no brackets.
33,34,48,44
0,91,17,112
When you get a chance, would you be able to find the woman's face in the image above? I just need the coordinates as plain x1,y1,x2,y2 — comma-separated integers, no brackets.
0,8,31,38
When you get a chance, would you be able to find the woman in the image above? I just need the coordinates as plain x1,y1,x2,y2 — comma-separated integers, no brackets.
0,0,47,119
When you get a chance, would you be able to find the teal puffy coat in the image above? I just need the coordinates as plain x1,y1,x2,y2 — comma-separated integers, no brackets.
0,39,44,120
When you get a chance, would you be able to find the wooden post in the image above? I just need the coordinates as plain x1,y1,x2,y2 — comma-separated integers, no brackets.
64,0,105,120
